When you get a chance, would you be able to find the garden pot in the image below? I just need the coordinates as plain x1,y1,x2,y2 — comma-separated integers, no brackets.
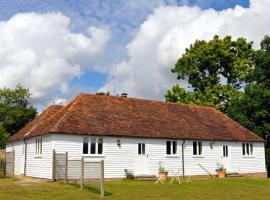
217,171,226,178
159,172,168,181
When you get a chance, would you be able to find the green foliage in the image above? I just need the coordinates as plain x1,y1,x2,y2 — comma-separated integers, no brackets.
165,84,242,113
96,91,111,96
0,85,37,148
167,35,270,175
172,35,254,92
228,84,270,138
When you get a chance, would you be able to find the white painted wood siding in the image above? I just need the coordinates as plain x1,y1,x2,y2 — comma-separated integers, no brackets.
24,135,53,179
7,134,266,179
51,134,266,178
5,141,25,175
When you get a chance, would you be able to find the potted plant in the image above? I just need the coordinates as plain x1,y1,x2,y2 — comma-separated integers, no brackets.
158,165,168,181
125,169,134,180
215,164,226,178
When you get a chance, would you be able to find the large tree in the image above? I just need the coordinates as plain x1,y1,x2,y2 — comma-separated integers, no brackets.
227,36,270,175
166,35,253,113
171,35,254,91
0,85,37,148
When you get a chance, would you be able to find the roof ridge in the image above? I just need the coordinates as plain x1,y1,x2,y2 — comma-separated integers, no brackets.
79,93,216,109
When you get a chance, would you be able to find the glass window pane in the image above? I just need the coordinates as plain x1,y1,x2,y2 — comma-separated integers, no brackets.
193,141,197,155
198,142,202,155
83,137,88,154
138,143,141,154
172,141,177,154
142,143,145,155
242,143,245,155
90,137,96,154
35,139,37,154
40,138,42,155
166,141,171,155
246,143,249,155
250,143,253,155
98,138,103,154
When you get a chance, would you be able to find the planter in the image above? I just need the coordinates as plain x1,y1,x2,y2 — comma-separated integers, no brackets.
159,172,168,181
217,171,226,178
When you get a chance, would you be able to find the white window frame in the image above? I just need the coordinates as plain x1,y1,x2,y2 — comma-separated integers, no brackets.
223,145,228,157
242,142,253,157
82,137,103,155
166,140,177,155
138,143,146,155
35,138,42,156
193,141,202,156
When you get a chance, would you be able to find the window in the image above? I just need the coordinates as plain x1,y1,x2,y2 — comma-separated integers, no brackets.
193,141,202,156
82,137,103,155
83,137,89,154
242,142,253,156
90,137,96,154
138,143,145,155
166,140,177,155
35,138,42,155
223,145,228,157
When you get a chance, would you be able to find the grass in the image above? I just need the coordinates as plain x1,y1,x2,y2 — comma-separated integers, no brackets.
0,177,270,200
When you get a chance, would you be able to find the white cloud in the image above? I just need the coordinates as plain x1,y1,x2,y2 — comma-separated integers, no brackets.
101,0,270,100
0,12,111,106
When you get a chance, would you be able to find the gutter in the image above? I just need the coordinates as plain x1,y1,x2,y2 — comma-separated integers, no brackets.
182,140,185,177
23,139,27,176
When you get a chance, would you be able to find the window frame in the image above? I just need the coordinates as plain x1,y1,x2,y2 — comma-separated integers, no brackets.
166,140,177,155
193,141,202,156
35,137,42,156
223,145,228,157
138,143,146,155
242,142,254,157
82,137,103,156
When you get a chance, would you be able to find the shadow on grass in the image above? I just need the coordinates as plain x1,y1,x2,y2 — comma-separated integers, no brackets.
69,182,112,196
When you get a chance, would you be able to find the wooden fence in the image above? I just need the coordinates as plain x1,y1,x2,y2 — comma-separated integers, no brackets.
0,150,15,178
52,150,104,198
0,150,5,177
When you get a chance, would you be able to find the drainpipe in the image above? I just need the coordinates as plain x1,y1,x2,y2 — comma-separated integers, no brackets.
182,140,186,177
23,139,27,176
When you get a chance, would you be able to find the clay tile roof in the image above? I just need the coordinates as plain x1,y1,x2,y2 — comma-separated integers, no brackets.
7,93,264,142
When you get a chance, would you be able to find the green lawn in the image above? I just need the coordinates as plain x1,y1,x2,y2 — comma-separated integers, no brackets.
0,177,270,200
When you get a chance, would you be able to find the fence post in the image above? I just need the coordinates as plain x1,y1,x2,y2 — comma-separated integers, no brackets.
51,149,56,182
100,160,104,198
80,157,84,190
4,150,6,178
64,152,68,183
12,150,15,178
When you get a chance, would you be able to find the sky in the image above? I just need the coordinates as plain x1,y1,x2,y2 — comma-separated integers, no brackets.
0,0,269,109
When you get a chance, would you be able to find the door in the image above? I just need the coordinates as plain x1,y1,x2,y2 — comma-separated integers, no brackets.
135,143,149,175
221,145,232,172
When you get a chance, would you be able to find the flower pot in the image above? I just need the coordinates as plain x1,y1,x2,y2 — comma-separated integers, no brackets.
217,171,226,178
159,172,168,181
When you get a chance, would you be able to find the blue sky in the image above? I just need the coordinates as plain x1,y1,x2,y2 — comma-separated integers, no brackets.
1,0,269,108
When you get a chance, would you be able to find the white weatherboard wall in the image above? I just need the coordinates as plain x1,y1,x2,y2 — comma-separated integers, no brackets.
24,135,53,179
51,134,266,178
6,134,266,179
6,141,25,175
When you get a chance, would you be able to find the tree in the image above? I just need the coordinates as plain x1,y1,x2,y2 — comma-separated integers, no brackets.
227,36,270,175
0,85,37,148
96,91,111,96
166,35,254,113
171,35,254,92
165,84,242,113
